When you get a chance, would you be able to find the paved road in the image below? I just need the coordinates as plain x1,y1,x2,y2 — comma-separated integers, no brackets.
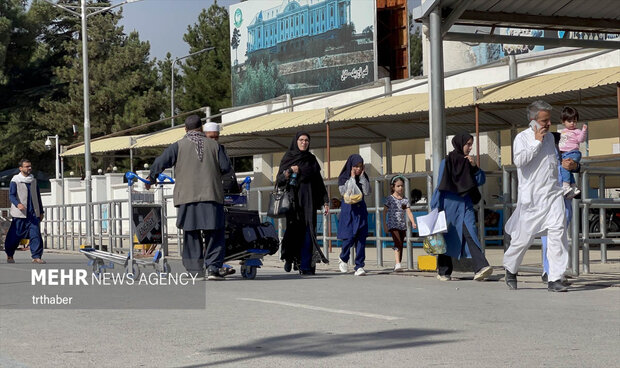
1,252,619,368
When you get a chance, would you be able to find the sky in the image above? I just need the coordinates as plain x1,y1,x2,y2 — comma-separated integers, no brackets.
119,0,237,61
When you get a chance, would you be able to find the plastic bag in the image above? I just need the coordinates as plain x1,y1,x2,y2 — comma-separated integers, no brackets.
343,177,363,204
423,233,447,255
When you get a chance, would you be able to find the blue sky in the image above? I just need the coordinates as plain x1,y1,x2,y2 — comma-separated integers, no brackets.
119,0,237,61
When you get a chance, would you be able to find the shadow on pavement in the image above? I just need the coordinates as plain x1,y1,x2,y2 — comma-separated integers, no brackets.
177,328,458,367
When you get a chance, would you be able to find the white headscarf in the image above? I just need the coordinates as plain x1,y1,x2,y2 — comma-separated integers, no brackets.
12,173,34,184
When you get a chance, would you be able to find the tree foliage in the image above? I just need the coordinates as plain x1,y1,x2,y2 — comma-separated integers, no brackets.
409,15,423,77
179,1,232,117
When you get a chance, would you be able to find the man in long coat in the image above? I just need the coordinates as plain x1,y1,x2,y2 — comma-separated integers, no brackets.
503,100,570,292
147,115,230,280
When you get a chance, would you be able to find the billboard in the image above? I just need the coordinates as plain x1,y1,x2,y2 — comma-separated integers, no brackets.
229,0,376,106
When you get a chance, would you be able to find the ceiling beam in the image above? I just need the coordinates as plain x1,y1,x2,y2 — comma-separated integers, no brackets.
444,32,620,50
456,10,620,33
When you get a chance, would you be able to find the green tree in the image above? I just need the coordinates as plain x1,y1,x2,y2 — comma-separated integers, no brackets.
0,0,69,174
231,27,241,66
409,15,423,77
233,62,287,106
179,1,232,116
39,5,166,171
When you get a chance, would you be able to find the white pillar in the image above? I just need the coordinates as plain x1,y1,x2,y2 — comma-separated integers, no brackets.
252,154,274,213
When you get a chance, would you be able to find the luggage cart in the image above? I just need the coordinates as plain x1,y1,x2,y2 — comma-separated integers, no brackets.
80,172,174,278
223,177,279,279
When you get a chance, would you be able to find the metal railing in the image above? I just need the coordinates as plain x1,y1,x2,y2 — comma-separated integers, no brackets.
27,161,619,275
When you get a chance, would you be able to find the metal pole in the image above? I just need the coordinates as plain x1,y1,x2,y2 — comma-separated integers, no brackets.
326,111,332,252
81,0,93,246
570,173,580,276
581,170,590,273
475,105,480,167
171,59,176,127
375,179,382,267
429,6,446,187
508,55,517,80
54,135,60,180
404,178,413,270
599,175,607,263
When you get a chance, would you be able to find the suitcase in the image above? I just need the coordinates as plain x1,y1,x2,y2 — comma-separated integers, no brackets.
224,209,279,257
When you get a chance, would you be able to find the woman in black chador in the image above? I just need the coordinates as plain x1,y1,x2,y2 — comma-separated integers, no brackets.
276,131,329,275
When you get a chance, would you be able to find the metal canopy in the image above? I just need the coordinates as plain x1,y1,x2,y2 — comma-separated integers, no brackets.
414,0,620,49
415,0,620,33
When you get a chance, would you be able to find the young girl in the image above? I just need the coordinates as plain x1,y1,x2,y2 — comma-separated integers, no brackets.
337,154,371,276
558,106,587,198
383,175,417,272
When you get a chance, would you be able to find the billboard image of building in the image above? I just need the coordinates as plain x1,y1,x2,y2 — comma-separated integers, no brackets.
229,0,376,106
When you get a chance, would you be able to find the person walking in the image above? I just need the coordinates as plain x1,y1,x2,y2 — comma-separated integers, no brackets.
337,154,371,276
383,175,417,272
147,115,230,280
503,100,570,292
276,132,329,275
4,159,46,264
430,134,493,282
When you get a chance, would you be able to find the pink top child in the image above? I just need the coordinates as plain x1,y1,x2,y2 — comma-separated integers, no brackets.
558,125,587,152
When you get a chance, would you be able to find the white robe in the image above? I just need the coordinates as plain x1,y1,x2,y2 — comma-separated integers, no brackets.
503,128,568,282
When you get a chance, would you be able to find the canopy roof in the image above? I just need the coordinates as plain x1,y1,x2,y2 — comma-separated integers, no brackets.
65,66,620,157
61,135,141,157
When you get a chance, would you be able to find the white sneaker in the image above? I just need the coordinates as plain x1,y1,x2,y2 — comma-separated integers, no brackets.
354,268,366,276
394,263,403,272
436,274,451,281
474,265,493,281
565,187,578,200
338,260,348,273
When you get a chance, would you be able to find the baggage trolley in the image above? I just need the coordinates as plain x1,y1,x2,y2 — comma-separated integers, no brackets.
80,172,174,278
223,177,280,279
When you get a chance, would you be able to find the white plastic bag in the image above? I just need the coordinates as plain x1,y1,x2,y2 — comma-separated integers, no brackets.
343,177,363,204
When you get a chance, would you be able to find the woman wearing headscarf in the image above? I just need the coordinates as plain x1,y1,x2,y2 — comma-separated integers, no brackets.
337,154,372,276
430,133,493,281
276,132,329,275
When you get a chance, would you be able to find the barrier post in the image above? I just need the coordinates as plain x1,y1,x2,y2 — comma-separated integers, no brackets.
599,175,607,263
581,170,590,274
375,179,383,267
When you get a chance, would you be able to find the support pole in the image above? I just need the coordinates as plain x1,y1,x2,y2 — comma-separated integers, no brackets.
475,105,480,167
571,173,580,276
429,6,446,187
599,175,607,263
81,0,93,246
326,108,332,253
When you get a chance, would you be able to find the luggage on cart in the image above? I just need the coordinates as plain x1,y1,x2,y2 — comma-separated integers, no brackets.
224,208,279,258
220,177,280,280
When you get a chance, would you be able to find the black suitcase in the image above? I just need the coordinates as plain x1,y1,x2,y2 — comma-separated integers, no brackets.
224,209,279,257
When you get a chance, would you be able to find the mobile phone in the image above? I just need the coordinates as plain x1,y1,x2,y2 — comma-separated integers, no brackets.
529,120,542,130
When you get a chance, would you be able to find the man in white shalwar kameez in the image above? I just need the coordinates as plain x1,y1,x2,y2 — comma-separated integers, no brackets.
503,100,570,292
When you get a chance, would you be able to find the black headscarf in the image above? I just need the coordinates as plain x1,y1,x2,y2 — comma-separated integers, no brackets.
278,131,318,180
437,133,481,204
338,154,369,186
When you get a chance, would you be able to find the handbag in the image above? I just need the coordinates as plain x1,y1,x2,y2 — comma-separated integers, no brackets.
267,184,292,218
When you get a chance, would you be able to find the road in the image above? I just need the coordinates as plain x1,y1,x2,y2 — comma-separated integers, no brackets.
1,252,619,367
